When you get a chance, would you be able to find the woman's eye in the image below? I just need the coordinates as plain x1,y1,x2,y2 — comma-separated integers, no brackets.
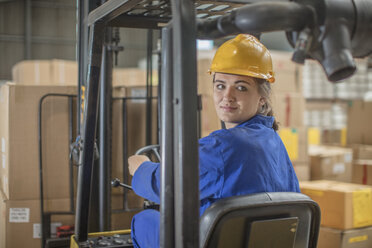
236,85,247,91
215,84,225,90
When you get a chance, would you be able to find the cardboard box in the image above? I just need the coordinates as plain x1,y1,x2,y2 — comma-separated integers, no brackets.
111,193,144,212
272,92,305,127
0,83,77,200
347,101,372,145
352,160,372,186
111,211,138,231
278,127,308,163
113,68,158,87
0,193,75,248
352,144,372,160
323,128,347,147
270,50,303,94
300,180,372,230
318,226,372,248
197,58,214,95
309,145,353,182
12,60,78,86
200,94,221,138
293,162,310,181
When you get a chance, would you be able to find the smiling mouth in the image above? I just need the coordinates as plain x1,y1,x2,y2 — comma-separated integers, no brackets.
220,106,238,112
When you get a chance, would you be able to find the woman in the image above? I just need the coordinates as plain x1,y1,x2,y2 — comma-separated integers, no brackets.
128,34,300,248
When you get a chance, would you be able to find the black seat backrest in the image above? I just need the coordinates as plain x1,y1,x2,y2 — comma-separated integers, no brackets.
200,192,321,248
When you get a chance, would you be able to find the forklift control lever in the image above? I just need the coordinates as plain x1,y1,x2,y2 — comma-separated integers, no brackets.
111,178,133,190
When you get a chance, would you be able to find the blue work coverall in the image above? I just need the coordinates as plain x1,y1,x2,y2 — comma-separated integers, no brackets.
130,115,300,248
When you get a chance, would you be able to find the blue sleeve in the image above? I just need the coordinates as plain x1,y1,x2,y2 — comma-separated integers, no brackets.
132,161,160,204
199,135,225,205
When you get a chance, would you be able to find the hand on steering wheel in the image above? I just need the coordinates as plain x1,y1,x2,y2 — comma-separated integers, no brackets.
128,144,161,176
128,155,150,176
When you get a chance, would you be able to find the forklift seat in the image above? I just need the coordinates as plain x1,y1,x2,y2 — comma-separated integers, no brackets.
199,192,320,248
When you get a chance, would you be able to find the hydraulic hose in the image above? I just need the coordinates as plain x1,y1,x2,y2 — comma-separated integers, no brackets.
197,2,314,39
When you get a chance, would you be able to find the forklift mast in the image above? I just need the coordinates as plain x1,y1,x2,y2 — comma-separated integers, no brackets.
74,0,372,247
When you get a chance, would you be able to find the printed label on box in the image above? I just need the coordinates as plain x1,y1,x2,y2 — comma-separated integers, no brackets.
348,235,368,243
33,222,62,238
130,89,146,103
323,158,331,165
33,223,41,238
344,153,352,163
352,189,372,228
333,163,345,174
9,208,30,223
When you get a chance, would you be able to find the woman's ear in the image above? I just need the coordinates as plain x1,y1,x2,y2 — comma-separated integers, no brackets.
259,97,266,106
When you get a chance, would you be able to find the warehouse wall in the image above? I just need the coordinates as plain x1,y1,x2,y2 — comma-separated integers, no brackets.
0,0,159,81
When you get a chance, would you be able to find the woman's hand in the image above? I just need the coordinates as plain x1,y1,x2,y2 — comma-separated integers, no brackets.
128,155,150,176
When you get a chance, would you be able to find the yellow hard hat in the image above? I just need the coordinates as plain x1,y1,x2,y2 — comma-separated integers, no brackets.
210,34,275,83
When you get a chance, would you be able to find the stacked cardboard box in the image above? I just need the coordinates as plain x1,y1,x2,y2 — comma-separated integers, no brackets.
0,83,77,248
322,128,348,147
304,98,348,146
308,145,353,182
318,226,372,248
0,192,75,248
12,60,78,86
347,101,372,145
113,67,158,87
301,180,372,248
351,145,372,186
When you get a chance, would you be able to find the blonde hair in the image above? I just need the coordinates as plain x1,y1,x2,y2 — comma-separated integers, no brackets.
255,78,279,131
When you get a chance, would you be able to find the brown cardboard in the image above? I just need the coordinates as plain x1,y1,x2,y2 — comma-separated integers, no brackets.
318,226,372,248
272,92,305,127
270,50,303,94
293,162,310,181
111,193,144,212
309,145,353,182
12,60,78,86
300,180,372,230
11,60,51,85
323,129,347,147
0,83,77,200
347,101,372,145
352,160,372,186
352,144,372,160
197,58,214,95
50,59,78,86
0,194,75,248
200,94,221,138
111,211,138,231
113,68,158,87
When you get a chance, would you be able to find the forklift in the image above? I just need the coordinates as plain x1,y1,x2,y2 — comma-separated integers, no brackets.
69,0,372,247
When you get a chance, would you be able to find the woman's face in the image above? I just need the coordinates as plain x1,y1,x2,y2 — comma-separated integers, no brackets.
213,72,264,129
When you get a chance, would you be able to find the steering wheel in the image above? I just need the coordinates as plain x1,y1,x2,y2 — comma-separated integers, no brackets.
135,144,161,162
